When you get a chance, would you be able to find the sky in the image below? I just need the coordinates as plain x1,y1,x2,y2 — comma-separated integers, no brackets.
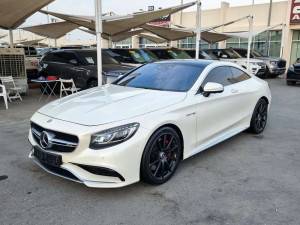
1,0,287,42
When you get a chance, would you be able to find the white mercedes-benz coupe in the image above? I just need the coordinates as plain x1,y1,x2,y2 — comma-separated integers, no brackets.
28,60,271,188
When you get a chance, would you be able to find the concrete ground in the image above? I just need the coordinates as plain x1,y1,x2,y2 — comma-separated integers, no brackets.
0,79,299,225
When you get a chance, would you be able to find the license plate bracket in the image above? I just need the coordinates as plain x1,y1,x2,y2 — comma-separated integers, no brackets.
33,146,62,167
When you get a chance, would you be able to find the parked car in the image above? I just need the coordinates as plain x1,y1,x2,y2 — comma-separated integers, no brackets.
28,60,271,188
38,49,135,90
184,49,220,60
104,49,160,67
205,49,266,77
231,48,286,78
38,47,57,57
16,46,41,80
286,59,300,85
148,48,192,60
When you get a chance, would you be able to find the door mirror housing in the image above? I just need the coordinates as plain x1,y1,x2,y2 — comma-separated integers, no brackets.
203,82,224,97
69,59,78,65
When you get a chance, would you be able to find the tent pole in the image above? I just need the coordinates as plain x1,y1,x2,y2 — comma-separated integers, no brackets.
95,0,103,86
280,24,285,58
247,16,253,71
9,29,14,48
108,36,112,48
195,0,201,59
54,39,57,47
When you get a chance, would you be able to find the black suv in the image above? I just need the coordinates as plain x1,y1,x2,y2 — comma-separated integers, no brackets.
38,49,135,89
287,59,300,86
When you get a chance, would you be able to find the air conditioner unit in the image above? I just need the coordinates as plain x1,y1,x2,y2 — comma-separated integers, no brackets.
0,48,27,93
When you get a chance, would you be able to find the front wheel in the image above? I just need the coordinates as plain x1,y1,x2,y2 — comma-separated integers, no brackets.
87,79,98,89
140,127,182,185
249,99,268,134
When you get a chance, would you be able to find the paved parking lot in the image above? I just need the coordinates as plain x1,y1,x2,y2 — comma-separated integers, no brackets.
0,78,299,225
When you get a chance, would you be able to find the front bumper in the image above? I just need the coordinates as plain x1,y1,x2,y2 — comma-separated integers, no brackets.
251,64,266,76
28,113,149,188
287,70,300,81
269,66,286,75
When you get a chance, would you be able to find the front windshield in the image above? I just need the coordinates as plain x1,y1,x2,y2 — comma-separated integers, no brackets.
252,49,265,57
128,50,147,63
115,63,204,92
224,49,242,59
201,51,219,60
140,49,159,62
77,51,120,65
168,49,191,59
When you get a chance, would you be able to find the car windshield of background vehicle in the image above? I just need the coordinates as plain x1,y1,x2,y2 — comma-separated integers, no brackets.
252,49,265,57
77,52,120,65
168,49,191,59
116,63,204,92
202,51,219,60
128,50,147,63
224,49,241,59
140,50,160,62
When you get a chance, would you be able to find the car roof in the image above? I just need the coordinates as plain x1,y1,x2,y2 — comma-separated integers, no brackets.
51,49,96,53
151,59,214,67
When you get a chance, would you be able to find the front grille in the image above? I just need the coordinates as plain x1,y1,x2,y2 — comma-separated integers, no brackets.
258,62,266,67
294,67,300,74
278,60,286,68
74,163,125,181
38,160,81,182
31,122,78,152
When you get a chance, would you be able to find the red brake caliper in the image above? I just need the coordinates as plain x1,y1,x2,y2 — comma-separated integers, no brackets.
165,140,171,161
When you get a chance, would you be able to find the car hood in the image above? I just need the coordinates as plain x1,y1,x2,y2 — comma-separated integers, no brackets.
37,84,187,126
86,64,135,73
256,56,284,62
233,58,264,63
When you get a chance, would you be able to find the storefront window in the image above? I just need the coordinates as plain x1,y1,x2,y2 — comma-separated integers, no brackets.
115,38,132,49
226,30,282,57
290,30,300,64
138,37,168,48
178,37,218,49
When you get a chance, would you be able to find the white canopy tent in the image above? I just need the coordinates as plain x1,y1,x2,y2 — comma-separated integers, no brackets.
16,38,45,46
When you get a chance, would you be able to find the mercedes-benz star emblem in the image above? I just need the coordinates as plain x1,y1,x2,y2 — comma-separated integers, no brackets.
40,131,53,149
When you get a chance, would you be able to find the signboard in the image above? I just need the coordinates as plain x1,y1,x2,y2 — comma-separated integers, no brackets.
149,14,170,27
290,0,300,24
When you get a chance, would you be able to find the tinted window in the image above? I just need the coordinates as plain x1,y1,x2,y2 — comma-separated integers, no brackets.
116,63,205,92
42,52,67,63
231,67,251,83
76,51,119,65
200,66,236,91
64,52,78,62
140,50,159,62
234,49,248,58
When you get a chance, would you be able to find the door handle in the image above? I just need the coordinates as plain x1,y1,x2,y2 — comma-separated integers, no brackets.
231,88,238,93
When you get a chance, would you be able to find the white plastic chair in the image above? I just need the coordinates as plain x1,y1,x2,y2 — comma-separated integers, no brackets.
59,79,80,98
0,76,22,102
0,84,8,109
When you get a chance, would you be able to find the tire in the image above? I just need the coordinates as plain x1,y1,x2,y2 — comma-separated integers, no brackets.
140,127,182,185
286,80,296,86
249,99,268,134
87,79,98,89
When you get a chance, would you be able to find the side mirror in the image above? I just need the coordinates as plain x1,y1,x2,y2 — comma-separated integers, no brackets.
297,58,300,62
203,82,224,97
69,59,78,65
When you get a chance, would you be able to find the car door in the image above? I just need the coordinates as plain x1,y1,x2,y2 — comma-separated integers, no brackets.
40,52,63,77
194,66,242,150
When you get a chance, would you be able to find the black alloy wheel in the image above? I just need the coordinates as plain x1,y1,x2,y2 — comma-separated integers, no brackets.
141,127,182,185
249,99,268,134
87,80,98,89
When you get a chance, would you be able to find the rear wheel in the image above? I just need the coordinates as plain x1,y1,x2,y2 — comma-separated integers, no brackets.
249,99,268,134
140,127,182,185
286,80,296,86
87,79,98,89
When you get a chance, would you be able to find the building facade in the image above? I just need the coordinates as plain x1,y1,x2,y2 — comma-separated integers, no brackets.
116,0,300,66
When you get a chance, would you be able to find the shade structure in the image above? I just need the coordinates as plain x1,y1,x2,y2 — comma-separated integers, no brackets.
16,38,45,46
21,21,80,39
40,1,196,36
0,34,8,39
139,33,166,43
0,0,54,29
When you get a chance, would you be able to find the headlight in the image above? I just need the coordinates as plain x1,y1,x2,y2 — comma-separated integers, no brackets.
289,65,294,71
90,123,139,149
270,61,278,65
250,62,257,65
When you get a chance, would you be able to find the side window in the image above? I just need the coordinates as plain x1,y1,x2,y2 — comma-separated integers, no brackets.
231,67,251,83
64,52,78,63
53,52,68,63
200,66,236,91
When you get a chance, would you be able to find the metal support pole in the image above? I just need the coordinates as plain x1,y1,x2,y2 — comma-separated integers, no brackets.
108,36,112,48
47,5,50,47
195,0,201,59
280,24,285,58
95,0,103,86
247,16,253,71
54,39,57,47
9,29,14,48
265,0,273,56
179,0,183,48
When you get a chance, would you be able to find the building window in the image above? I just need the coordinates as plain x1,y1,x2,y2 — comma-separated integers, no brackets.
226,30,282,57
178,37,218,49
115,38,132,49
138,37,168,48
290,30,300,64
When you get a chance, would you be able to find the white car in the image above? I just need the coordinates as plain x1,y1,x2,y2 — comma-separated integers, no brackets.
206,49,266,77
28,60,271,188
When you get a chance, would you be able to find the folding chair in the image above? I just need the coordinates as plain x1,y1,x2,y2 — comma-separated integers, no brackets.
0,76,22,102
0,84,8,109
59,79,80,98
